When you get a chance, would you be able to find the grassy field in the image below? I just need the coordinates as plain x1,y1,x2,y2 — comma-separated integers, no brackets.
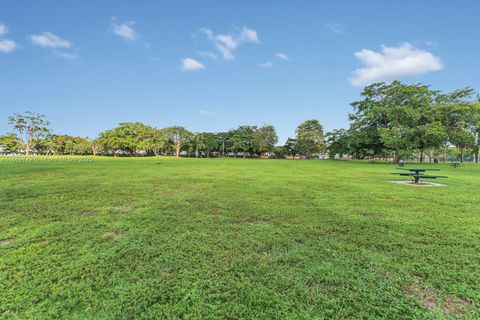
0,157,479,319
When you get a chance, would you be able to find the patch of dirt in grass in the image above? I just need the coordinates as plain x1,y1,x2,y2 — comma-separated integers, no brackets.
0,239,14,247
356,211,383,217
192,182,213,189
390,180,447,187
404,284,470,316
81,209,98,216
306,280,328,298
405,284,438,310
102,229,122,238
442,296,470,316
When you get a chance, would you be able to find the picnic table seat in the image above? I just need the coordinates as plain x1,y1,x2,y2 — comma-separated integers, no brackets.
391,167,448,184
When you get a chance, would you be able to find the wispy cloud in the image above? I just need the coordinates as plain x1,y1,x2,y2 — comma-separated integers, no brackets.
201,26,260,60
260,61,273,68
181,58,205,72
30,32,71,48
0,39,17,53
199,110,216,116
425,41,438,47
111,18,137,42
276,52,289,60
0,24,18,54
201,28,236,60
198,51,218,60
30,32,78,59
238,26,260,43
325,21,345,34
53,50,79,60
349,43,443,87
0,23,8,37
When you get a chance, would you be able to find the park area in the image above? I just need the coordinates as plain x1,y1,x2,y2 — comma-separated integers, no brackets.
0,157,479,319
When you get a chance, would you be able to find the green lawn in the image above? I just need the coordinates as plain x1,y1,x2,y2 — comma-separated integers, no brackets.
0,157,479,319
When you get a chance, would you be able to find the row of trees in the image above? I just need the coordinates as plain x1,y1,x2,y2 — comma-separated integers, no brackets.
327,81,480,163
2,81,479,162
0,112,326,158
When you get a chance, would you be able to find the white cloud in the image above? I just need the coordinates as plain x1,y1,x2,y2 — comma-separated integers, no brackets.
276,52,289,60
202,28,237,60
30,32,71,48
325,21,345,34
0,23,8,37
260,61,273,68
53,51,79,60
111,19,137,42
0,39,17,53
181,58,205,72
238,26,260,43
201,26,260,60
349,43,443,87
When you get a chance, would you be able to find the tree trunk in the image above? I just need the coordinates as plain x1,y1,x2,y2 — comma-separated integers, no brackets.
429,150,433,163
393,150,398,163
175,142,180,157
460,147,464,163
419,148,424,163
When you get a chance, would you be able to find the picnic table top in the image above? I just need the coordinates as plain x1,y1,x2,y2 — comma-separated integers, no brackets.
397,168,440,171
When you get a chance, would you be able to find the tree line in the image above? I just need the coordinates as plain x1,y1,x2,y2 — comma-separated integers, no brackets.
0,112,325,159
1,81,479,162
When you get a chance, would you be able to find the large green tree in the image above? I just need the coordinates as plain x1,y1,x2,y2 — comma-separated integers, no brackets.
0,134,22,153
295,120,325,158
349,81,454,162
191,132,219,157
436,88,479,163
326,129,351,159
161,126,193,157
283,138,298,158
228,125,257,157
98,122,156,156
253,125,278,156
7,111,50,154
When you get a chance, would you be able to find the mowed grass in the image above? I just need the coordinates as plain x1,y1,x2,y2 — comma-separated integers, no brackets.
0,157,479,319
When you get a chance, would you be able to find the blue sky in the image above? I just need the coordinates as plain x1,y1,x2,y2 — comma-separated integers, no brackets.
1,1,479,143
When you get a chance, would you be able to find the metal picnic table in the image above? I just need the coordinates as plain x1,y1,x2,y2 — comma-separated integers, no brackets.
449,162,461,168
391,167,447,184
